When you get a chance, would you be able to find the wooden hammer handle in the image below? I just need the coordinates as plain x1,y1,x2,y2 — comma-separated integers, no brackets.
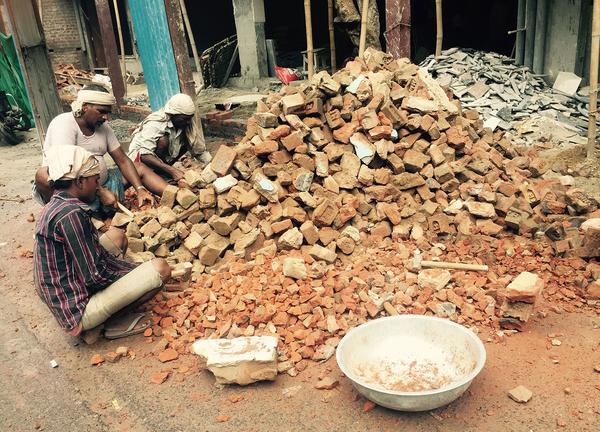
421,260,489,272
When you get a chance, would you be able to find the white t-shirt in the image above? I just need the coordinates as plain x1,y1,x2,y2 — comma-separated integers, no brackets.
42,112,120,184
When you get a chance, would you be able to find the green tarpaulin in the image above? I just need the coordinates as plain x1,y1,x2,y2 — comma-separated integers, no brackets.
0,32,34,129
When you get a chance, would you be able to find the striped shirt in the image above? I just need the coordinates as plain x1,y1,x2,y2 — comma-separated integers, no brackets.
33,191,137,331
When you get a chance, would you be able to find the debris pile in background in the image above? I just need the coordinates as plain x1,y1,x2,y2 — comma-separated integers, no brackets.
420,48,591,148
54,63,94,90
123,94,150,108
54,63,113,101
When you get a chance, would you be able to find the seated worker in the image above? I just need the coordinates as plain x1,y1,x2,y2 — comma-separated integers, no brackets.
34,145,171,339
34,85,167,209
127,93,211,181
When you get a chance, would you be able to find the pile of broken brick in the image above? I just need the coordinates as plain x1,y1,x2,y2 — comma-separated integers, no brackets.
109,48,600,376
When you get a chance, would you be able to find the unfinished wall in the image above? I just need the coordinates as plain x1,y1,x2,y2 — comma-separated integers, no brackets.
543,0,583,82
39,0,86,69
232,0,268,81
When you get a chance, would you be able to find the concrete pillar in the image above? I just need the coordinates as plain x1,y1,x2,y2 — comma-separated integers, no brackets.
543,0,584,82
232,0,268,81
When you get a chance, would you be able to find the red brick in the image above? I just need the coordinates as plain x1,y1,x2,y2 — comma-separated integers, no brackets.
269,125,291,140
281,131,305,152
211,144,237,176
332,121,359,143
255,140,279,156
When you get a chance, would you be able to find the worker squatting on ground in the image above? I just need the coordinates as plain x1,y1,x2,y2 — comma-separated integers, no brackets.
33,85,164,209
33,146,171,340
126,93,212,182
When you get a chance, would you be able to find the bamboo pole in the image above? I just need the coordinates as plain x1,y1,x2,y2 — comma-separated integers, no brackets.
435,0,443,56
358,0,369,56
94,0,125,103
112,0,127,96
588,0,600,159
327,0,336,72
515,0,525,65
179,0,203,87
124,0,139,62
304,0,314,79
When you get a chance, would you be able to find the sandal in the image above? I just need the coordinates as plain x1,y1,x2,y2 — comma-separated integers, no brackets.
103,312,151,340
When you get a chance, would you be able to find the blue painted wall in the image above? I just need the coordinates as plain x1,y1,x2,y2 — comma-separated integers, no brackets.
128,0,180,110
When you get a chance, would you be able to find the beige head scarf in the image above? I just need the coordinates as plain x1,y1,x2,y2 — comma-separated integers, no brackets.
46,146,101,182
131,93,204,153
164,93,196,115
71,89,116,117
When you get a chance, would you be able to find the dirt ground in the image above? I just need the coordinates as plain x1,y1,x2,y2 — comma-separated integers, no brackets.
1,132,599,432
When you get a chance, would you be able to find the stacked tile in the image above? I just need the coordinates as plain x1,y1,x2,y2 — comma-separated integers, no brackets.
420,48,591,147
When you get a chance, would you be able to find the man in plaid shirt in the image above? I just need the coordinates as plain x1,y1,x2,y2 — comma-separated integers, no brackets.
34,146,171,339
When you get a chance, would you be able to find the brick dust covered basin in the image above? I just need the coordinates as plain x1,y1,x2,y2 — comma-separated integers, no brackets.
336,315,486,411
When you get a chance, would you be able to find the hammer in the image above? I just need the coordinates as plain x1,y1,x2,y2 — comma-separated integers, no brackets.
413,249,489,272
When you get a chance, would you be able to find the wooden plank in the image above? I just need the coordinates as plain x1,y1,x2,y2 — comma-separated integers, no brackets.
5,0,61,140
163,0,195,97
94,0,125,104
6,0,41,46
385,0,411,59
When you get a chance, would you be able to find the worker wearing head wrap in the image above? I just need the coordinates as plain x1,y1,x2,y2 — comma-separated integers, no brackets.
34,85,158,210
127,93,211,182
46,145,102,184
70,89,117,117
34,145,172,340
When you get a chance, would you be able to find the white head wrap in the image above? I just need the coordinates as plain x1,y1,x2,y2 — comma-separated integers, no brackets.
46,145,101,182
71,90,117,117
164,93,196,115
131,93,205,159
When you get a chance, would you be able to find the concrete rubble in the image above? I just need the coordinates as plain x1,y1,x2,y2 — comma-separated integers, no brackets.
420,48,591,148
110,48,600,376
191,336,278,385
500,271,544,330
508,385,533,403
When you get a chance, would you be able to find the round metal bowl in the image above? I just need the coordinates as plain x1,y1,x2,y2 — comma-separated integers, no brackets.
336,315,486,412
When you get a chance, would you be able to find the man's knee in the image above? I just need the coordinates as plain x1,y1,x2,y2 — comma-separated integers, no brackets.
35,166,50,187
151,258,171,283
105,227,127,254
135,162,149,178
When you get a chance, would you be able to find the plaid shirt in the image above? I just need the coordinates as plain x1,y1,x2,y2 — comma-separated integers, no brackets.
33,191,137,331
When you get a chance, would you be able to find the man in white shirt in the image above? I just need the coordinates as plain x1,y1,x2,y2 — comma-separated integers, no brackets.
34,85,164,207
127,93,211,181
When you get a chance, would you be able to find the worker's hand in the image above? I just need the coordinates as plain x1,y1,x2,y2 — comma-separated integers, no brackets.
197,151,212,165
177,179,189,189
136,187,155,207
97,187,118,208
170,168,185,182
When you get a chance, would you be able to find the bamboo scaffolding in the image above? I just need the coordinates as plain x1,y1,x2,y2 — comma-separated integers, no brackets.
304,0,314,78
435,0,443,56
588,0,600,158
327,0,336,72
358,0,369,56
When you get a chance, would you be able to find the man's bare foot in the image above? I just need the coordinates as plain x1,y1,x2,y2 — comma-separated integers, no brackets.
81,326,103,345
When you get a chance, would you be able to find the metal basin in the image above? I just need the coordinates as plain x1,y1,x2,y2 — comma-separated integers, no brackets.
336,315,486,412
